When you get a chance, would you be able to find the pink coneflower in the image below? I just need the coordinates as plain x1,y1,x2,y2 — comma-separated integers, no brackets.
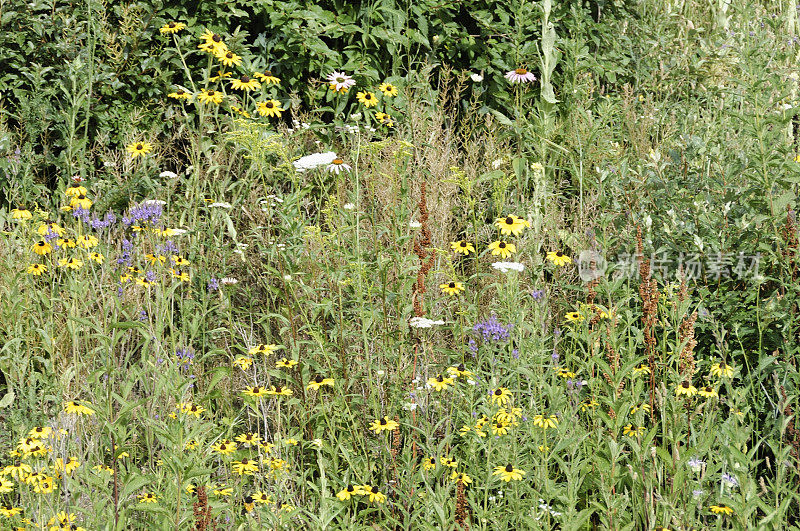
505,68,537,83
326,71,356,92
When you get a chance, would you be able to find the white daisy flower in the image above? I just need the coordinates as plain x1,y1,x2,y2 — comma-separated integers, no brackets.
327,158,351,174
491,261,525,273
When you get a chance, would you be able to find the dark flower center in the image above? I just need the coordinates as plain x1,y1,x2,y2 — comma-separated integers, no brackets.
177,90,184,95
380,418,387,425
460,241,466,247
457,364,465,371
494,389,502,396
682,382,690,388
448,282,455,288
240,75,250,83
505,464,513,472
241,459,249,464
314,376,323,383
505,216,513,224
245,495,253,503
264,70,272,76
212,34,221,42
208,90,216,96
168,22,176,27
226,52,233,58
346,485,354,492
336,76,345,83
136,144,143,150
499,242,506,248
371,486,379,493
274,385,282,392
252,386,260,393
436,375,443,382
515,68,527,75
265,102,274,108
430,457,435,463
705,386,712,392
556,251,563,257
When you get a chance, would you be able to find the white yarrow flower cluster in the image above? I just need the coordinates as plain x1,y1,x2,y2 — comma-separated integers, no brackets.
409,317,445,328
293,152,338,172
220,277,238,285
142,199,167,206
492,261,525,273
159,170,178,178
208,202,232,209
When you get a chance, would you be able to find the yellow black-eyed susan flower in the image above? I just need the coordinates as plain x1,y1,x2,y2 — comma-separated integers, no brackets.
170,269,190,282
232,458,258,475
491,419,511,436
211,440,237,455
698,386,717,398
422,457,436,470
0,476,13,494
249,343,279,356
546,250,572,266
159,21,186,34
209,70,232,82
491,387,513,406
197,89,224,105
230,75,261,92
199,30,227,55
178,403,206,417
495,214,530,236
267,385,293,396
378,82,398,97
488,240,516,259
256,99,283,117
493,464,525,482
675,381,697,397
356,91,378,108
3,462,31,480
88,252,104,264
70,194,93,210
168,89,191,100
565,311,584,323
364,485,386,503
37,222,65,237
632,364,651,376
26,263,47,276
710,505,733,516
217,50,242,67
233,356,253,370
64,400,93,415
709,362,734,379
451,471,472,485
369,416,399,434
54,456,80,475
306,375,334,391
254,70,281,85
439,281,464,296
427,374,454,391
450,240,475,255
276,357,298,368
447,364,472,378
58,237,77,248
235,432,262,446
126,142,153,158
336,484,357,501
32,240,52,255
532,413,558,429
34,475,55,493
252,491,272,504
65,184,87,198
138,492,158,504
28,426,52,439
440,457,458,468
242,385,269,398
623,424,645,437
0,504,23,517
77,234,98,249
11,208,32,220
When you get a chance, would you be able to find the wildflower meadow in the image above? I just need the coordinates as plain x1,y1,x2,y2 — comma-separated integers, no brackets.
2,0,800,529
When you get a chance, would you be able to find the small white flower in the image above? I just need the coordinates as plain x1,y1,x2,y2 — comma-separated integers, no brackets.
159,170,177,178
492,159,504,169
311,439,323,449
327,159,352,174
168,228,188,236
409,317,444,328
402,401,418,411
466,379,477,386
470,73,483,82
491,261,525,273
103,161,116,168
208,202,232,209
376,370,385,377
350,113,362,120
343,203,355,210
283,274,292,281
293,152,338,172
409,220,421,229
142,200,167,206
220,277,238,285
